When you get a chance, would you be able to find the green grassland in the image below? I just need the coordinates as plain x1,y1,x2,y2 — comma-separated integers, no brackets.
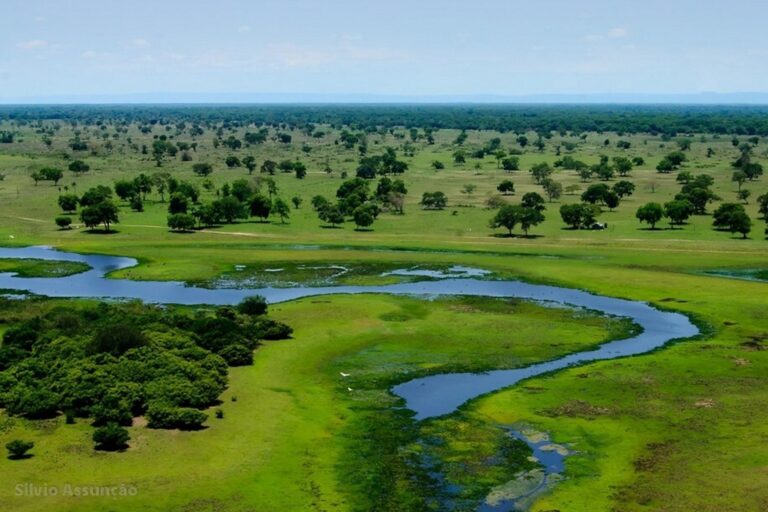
0,118,766,511
0,258,89,278
0,294,630,511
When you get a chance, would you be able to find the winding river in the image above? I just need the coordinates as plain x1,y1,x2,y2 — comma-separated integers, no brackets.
0,246,699,509
0,245,698,418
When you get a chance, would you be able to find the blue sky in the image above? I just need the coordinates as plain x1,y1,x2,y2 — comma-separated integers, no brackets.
1,0,767,101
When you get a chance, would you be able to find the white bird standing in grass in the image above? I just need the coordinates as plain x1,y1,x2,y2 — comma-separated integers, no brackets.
347,387,353,392
340,372,351,377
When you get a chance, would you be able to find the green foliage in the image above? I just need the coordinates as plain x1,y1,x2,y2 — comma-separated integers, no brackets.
58,194,79,213
167,213,196,232
79,185,112,206
420,191,447,210
80,200,119,232
0,301,292,443
192,163,213,177
68,160,90,174
664,199,694,227
318,203,345,227
612,180,635,198
93,423,130,451
353,204,377,230
636,202,664,229
272,197,291,223
713,203,752,238
581,183,611,205
238,295,268,316
497,179,515,195
491,202,545,236
215,196,246,224
529,162,553,184
55,216,72,229
559,203,601,229
5,440,34,460
146,404,208,430
249,194,272,221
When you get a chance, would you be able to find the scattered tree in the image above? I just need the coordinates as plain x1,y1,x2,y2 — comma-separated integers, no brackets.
497,180,515,195
93,423,130,451
272,197,290,223
636,202,664,229
167,213,196,232
6,440,34,460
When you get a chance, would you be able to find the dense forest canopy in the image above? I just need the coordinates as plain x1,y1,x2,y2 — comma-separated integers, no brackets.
2,104,768,136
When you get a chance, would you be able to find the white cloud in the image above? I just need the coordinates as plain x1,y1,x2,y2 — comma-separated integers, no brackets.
130,38,151,48
608,27,629,39
16,39,48,50
237,25,251,33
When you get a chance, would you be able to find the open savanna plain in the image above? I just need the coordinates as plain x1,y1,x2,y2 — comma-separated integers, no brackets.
0,107,766,511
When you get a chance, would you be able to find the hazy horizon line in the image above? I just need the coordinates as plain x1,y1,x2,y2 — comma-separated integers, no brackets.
4,91,768,106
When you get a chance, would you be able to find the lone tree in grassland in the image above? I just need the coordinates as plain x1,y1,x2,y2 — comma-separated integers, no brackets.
193,163,213,177
490,204,545,237
604,191,620,211
713,203,752,238
612,180,635,198
636,202,664,229
664,199,694,228
737,189,751,204
167,213,196,232
6,440,34,460
352,204,375,230
272,197,290,223
497,180,515,195
80,200,119,232
318,204,345,227
559,203,600,229
541,179,562,202
55,216,72,230
420,191,447,210
68,160,90,174
732,170,747,190
490,204,519,235
58,194,79,213
249,194,272,222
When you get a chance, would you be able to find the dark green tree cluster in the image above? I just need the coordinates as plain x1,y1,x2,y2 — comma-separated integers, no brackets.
71,185,120,232
713,203,752,238
490,192,546,236
311,177,390,229
31,167,64,185
559,203,602,229
0,299,292,450
355,148,408,179
675,173,718,214
8,104,768,136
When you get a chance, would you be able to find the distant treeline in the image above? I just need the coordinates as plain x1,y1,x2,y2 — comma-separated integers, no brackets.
2,104,768,136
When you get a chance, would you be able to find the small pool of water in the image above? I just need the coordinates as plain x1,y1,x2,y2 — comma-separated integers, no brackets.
702,268,768,283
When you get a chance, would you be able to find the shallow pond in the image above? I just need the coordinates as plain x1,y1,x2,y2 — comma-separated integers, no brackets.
702,268,768,283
